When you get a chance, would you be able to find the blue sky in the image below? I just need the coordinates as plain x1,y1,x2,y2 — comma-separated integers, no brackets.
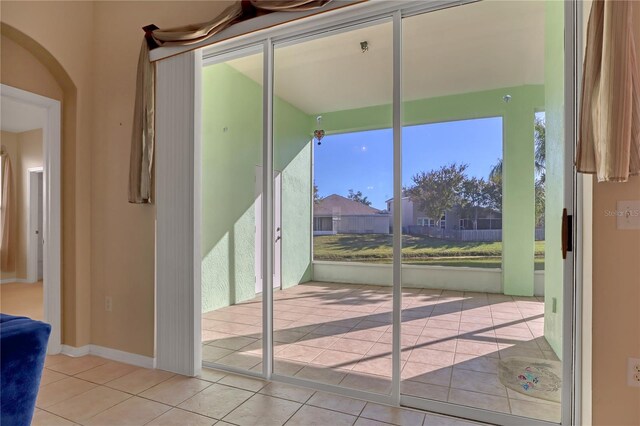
314,117,503,210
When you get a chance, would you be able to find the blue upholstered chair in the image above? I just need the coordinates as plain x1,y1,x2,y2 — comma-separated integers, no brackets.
1,314,51,426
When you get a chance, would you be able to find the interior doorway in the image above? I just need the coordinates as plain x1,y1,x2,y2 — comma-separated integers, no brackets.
0,84,62,354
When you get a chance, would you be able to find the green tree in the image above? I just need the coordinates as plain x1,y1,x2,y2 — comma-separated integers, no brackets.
486,160,503,212
313,182,322,204
347,189,372,206
534,116,546,226
406,163,468,227
460,177,491,230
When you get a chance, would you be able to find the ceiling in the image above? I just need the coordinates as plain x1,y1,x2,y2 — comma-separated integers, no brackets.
1,96,46,133
225,1,545,115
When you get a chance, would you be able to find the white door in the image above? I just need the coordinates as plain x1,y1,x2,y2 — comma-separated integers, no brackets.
28,169,44,283
255,165,282,293
37,173,44,280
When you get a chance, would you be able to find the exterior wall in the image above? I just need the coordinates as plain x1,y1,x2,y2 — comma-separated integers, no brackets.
201,63,312,312
335,215,389,234
387,197,415,230
319,85,543,296
314,214,389,234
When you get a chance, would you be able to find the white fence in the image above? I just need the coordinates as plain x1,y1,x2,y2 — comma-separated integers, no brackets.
407,226,545,242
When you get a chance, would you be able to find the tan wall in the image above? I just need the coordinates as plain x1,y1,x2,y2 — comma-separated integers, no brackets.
15,129,43,279
592,175,640,426
89,1,233,357
1,130,19,279
1,1,93,347
591,5,640,425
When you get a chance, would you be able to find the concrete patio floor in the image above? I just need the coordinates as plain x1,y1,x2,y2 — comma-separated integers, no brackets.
202,281,561,423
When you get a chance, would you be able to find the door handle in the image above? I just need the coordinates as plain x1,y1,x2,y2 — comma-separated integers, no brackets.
561,208,573,259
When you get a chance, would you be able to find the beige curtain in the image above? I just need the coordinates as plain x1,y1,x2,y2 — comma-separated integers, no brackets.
129,0,332,203
577,0,640,182
1,147,16,271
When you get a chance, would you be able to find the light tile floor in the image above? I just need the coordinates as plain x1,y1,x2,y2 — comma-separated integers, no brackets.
202,282,561,423
35,354,479,426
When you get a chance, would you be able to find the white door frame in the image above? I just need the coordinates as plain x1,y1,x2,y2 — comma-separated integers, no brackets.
1,84,62,354
27,167,44,283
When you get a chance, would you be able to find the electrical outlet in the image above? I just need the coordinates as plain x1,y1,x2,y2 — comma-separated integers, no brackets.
105,296,113,312
628,358,640,387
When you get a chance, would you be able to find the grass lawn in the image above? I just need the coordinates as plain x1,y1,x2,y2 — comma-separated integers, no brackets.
313,234,545,270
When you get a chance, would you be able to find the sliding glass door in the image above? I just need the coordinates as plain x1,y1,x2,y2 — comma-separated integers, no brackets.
271,19,395,396
399,2,567,424
198,1,576,424
200,46,265,374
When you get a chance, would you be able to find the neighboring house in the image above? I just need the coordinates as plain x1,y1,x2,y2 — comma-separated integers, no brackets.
386,197,502,232
314,194,389,235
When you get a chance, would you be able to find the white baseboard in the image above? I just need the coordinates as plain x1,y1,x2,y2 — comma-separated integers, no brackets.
1,278,32,284
60,344,155,369
61,344,91,357
91,345,156,369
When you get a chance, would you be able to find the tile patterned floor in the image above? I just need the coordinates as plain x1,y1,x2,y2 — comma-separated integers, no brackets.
35,354,480,425
202,282,561,423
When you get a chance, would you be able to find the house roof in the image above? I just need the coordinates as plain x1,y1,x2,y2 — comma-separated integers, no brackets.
385,196,411,204
314,194,385,216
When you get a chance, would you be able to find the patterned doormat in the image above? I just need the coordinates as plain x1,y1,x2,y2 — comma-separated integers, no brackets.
498,357,562,403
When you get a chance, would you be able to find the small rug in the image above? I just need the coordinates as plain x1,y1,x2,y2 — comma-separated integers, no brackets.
498,357,562,403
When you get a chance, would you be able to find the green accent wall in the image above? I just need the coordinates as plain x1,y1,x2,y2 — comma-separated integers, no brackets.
274,92,314,290
543,0,565,359
201,63,312,313
320,85,544,296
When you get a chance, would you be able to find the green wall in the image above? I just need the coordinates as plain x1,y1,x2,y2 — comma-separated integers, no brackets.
543,0,565,359
274,91,314,289
201,63,312,313
320,85,544,296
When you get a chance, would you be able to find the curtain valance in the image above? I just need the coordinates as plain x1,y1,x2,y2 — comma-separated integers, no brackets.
577,0,640,182
129,0,333,203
